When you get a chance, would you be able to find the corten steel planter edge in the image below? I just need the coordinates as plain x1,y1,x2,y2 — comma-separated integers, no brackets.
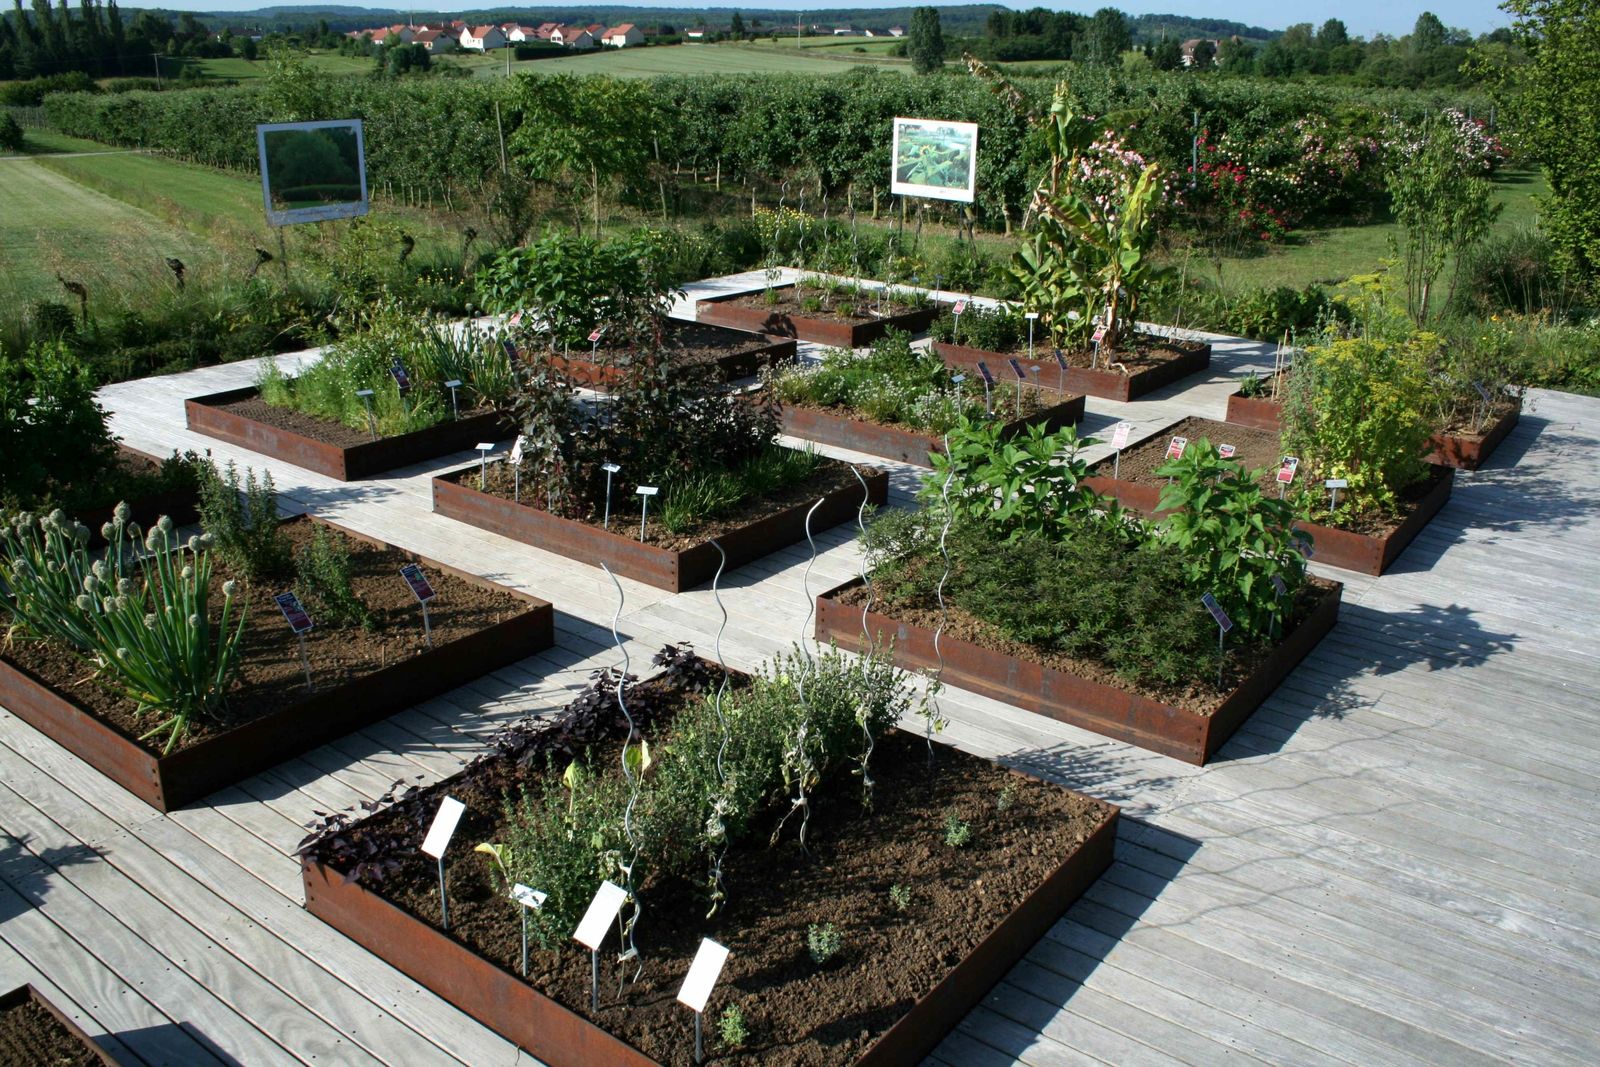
816,577,1343,765
933,339,1211,403
855,804,1117,1067
1082,466,1456,577
1224,392,1285,432
433,464,888,593
302,862,656,1067
697,288,939,348
185,386,513,481
0,985,119,1066
1424,398,1522,470
550,334,799,390
779,395,1087,468
0,515,554,812
300,739,1118,1067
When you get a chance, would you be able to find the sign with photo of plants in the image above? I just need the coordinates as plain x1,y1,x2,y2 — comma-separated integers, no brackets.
255,119,369,227
890,117,979,204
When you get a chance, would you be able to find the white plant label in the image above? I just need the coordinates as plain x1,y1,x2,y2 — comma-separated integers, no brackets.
512,884,548,910
1110,422,1132,450
1025,311,1039,320
1324,478,1349,489
1218,444,1237,459
574,880,628,951
676,938,730,1014
509,435,525,466
420,796,465,859
475,442,495,453
637,486,660,497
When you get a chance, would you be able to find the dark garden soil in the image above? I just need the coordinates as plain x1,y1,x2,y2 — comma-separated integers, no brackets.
781,378,1063,432
837,578,1340,717
448,457,868,553
1093,415,1445,537
562,320,783,370
940,331,1204,373
63,449,169,513
723,287,926,325
0,996,98,1066
316,693,1108,1066
214,396,496,449
0,520,526,756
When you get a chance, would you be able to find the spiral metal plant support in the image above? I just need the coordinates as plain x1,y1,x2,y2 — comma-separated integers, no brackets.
929,437,957,767
851,465,876,807
705,540,734,917
781,497,826,851
601,564,645,983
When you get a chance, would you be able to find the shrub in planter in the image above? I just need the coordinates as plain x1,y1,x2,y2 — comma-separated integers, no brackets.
0,340,119,511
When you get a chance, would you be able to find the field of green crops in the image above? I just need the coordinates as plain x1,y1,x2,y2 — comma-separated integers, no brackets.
457,41,909,79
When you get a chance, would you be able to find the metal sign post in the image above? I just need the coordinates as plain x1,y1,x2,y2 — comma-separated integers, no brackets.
512,884,547,977
602,463,621,529
356,389,377,441
420,796,466,930
637,486,659,542
445,379,462,420
1325,477,1348,512
1201,592,1234,689
677,939,730,1065
575,881,629,1012
274,592,315,690
976,360,995,416
1110,422,1132,479
475,443,495,489
399,563,437,649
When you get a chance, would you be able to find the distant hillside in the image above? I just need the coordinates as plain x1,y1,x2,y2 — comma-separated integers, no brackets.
1129,13,1278,44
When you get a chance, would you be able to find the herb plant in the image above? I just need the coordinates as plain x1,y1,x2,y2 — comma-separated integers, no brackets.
807,923,843,964
197,459,292,580
717,1004,749,1049
943,813,973,848
294,525,371,631
889,883,913,912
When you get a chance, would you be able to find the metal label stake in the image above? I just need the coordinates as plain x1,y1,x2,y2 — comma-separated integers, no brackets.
636,486,659,542
445,379,462,420
1110,421,1132,480
976,360,994,416
1007,358,1026,419
274,592,314,690
1325,477,1348,512
1054,347,1067,393
512,884,547,977
1201,593,1234,690
355,389,377,441
575,881,628,1013
602,463,621,529
399,563,437,649
421,796,466,930
475,442,495,489
677,939,730,1065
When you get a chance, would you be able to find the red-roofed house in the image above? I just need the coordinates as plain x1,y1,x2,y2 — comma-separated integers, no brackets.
502,23,537,42
600,23,644,47
549,25,595,49
411,27,457,53
533,21,558,39
460,24,507,50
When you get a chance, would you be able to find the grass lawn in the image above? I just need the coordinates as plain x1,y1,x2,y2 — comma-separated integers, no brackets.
0,156,217,307
3,128,113,155
192,52,376,80
459,42,907,79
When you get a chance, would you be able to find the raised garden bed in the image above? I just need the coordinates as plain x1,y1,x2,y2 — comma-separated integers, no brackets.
696,285,939,348
1226,382,1523,471
540,320,798,390
71,445,200,544
817,576,1341,764
433,459,887,593
0,985,113,1066
185,385,513,481
1083,415,1455,576
0,515,553,811
934,334,1211,403
778,393,1086,467
300,660,1118,1066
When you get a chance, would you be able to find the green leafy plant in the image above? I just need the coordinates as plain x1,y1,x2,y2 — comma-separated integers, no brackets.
0,340,119,510
807,922,843,964
1153,439,1309,636
943,812,973,848
293,525,371,631
717,1003,749,1049
996,779,1020,812
197,459,292,580
925,417,1102,540
889,883,913,912
0,508,108,651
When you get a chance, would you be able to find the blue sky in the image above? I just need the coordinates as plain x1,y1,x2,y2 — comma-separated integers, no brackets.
116,2,1515,40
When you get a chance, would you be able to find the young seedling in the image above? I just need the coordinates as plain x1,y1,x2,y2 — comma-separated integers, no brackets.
717,1003,748,1050
807,922,842,964
889,883,913,913
996,779,1020,813
943,812,972,848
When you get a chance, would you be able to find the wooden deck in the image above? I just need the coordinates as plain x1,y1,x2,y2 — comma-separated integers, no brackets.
2,272,1596,1065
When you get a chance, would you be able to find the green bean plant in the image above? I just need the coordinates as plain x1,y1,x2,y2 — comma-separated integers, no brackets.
1153,440,1309,636
925,417,1103,540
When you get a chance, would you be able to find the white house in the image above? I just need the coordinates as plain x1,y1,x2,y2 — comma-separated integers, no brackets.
888,26,905,37
685,28,707,39
600,23,644,47
549,25,595,49
501,23,538,43
460,25,507,51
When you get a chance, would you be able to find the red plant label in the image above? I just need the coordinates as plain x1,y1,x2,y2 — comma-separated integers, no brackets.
274,591,313,634
1218,443,1236,458
952,300,967,316
399,563,436,603
1111,422,1132,449
1166,436,1188,460
1277,456,1299,483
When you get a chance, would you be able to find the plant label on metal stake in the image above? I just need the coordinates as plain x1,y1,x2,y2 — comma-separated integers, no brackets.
511,883,547,977
509,435,526,503
636,486,659,542
1053,347,1068,392
1201,592,1233,689
951,299,966,345
275,591,315,690
1025,310,1038,365
1324,477,1348,512
355,389,377,441
1110,421,1132,480
421,795,466,930
445,379,462,420
602,463,621,529
1165,436,1188,461
589,327,603,357
677,938,729,1065
1007,358,1027,418
1091,322,1108,369
500,338,519,363
1269,573,1287,640
475,442,495,489
575,880,628,1012
390,360,412,393
1276,455,1299,499
976,361,994,415
399,563,437,649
